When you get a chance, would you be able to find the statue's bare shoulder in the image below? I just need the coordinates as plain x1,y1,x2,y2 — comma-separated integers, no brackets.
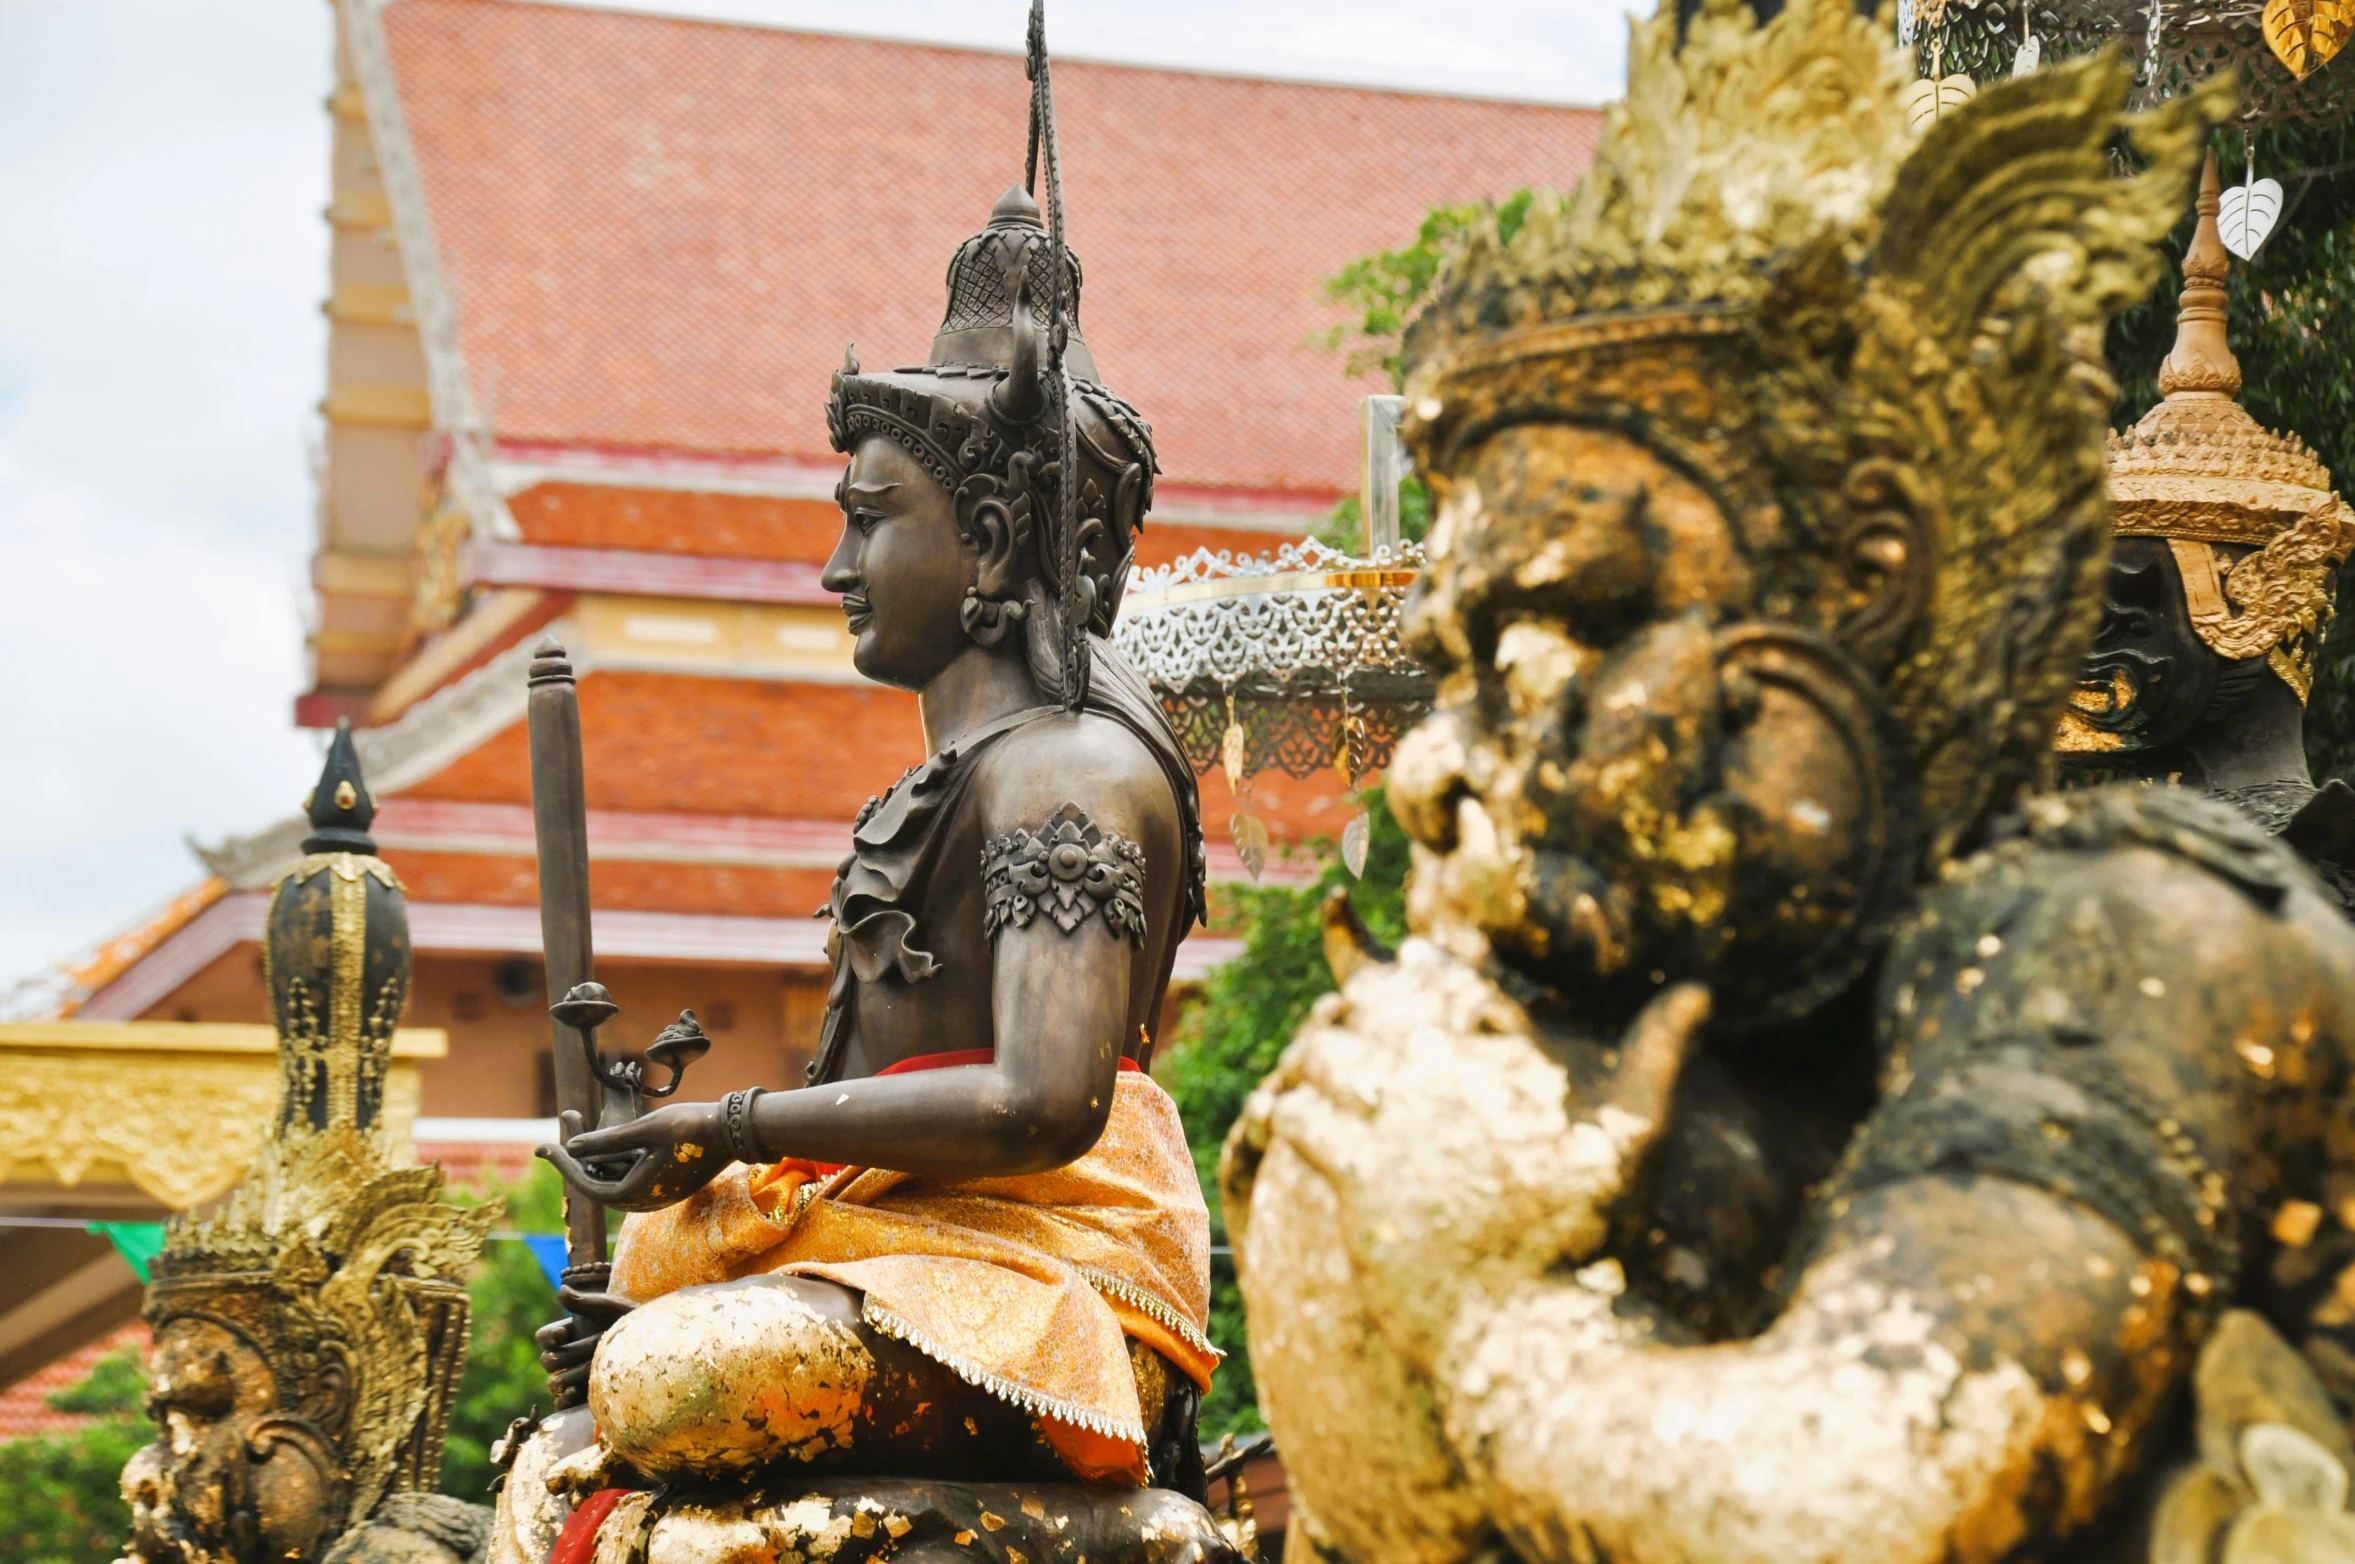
970,710,1181,851
1873,786,2355,1240
1901,785,2355,1028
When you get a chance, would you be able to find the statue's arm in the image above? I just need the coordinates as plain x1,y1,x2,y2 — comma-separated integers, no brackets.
1446,851,2355,1562
729,720,1157,1178
1242,847,2351,1563
549,723,1161,1202
1448,1173,2167,1563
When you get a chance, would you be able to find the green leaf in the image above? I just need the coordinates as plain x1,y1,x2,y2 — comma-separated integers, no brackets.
0,1353,152,1564
1161,790,1411,1439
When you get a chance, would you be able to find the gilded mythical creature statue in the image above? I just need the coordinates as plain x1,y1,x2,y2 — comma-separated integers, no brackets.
120,725,495,1564
489,16,1236,1563
2056,152,2355,904
1221,0,2355,1558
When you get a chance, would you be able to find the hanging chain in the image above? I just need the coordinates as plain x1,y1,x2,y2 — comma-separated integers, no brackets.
1027,1,1088,712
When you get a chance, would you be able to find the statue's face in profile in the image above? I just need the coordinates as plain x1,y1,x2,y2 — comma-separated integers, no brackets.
2055,535,2220,761
824,435,975,692
1390,423,1911,1028
122,1317,343,1564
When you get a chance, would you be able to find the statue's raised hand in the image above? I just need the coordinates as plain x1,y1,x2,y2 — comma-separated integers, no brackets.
1223,938,1708,1375
539,1102,731,1212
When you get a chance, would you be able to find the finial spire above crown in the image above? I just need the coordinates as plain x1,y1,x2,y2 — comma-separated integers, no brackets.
2157,150,2243,400
990,184,1044,229
301,718,377,854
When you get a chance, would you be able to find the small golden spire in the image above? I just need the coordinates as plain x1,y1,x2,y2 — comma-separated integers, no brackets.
2157,150,2242,400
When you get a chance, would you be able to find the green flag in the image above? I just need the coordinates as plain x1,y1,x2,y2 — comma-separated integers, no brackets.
88,1221,167,1283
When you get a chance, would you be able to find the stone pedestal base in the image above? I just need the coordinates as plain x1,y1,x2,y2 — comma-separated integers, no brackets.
490,1411,1246,1564
586,1480,1241,1564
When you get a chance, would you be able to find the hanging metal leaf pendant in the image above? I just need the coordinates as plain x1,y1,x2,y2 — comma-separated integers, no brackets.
2010,32,2042,74
1902,73,1977,133
2262,0,2352,79
1341,811,1370,878
1221,720,1248,795
1230,812,1270,882
2220,178,2285,259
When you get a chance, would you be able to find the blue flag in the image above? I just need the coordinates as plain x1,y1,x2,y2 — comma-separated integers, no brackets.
520,1232,570,1292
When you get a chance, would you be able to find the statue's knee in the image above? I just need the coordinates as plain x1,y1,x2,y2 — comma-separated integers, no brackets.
590,1277,876,1479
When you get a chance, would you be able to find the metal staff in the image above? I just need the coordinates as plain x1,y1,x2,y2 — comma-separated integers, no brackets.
527,636,609,1274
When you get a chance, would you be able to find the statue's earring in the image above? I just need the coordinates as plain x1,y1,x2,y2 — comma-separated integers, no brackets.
961,586,1026,647
1708,622,1921,1024
1834,458,1933,671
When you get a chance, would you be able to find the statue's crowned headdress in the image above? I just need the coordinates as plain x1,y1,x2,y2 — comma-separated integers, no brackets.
2099,153,2354,706
1403,0,2227,861
825,1,1159,713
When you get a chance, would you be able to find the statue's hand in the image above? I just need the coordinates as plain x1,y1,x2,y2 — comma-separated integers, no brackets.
533,1281,634,1409
1229,939,1707,1372
538,1102,729,1211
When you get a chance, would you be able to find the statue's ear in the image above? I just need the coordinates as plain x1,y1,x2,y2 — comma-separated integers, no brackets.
973,500,1023,600
961,469,1035,604
1834,457,1932,671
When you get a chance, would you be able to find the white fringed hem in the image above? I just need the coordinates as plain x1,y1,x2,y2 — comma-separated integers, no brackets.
860,1299,1151,1451
1074,1267,1224,1363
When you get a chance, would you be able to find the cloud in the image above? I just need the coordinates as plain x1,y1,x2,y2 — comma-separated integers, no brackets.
578,0,1640,102
0,0,329,991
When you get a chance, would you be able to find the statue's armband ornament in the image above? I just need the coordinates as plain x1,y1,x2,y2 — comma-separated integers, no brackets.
983,803,1150,947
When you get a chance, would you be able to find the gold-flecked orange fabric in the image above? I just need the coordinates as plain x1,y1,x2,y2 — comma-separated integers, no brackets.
608,1072,1217,1486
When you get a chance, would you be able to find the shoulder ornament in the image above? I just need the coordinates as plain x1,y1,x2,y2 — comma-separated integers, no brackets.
2000,786,2297,911
983,803,1149,947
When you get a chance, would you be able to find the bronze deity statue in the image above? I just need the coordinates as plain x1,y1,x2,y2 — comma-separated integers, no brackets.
120,724,496,1564
1221,0,2355,1558
2055,151,2355,905
492,12,1238,1562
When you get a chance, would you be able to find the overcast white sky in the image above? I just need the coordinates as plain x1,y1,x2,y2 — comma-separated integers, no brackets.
0,0,1634,1001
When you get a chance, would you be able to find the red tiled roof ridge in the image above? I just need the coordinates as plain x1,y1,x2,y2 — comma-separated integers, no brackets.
416,0,1603,111
493,439,1348,509
0,1323,148,1440
381,0,1602,488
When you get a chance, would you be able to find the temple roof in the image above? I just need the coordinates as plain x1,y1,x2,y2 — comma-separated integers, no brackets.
378,0,1599,495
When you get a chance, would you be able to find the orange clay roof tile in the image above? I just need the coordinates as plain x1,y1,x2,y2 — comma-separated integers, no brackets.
0,1325,148,1440
380,0,1600,494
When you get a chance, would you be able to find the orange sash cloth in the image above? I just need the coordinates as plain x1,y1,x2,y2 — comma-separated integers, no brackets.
608,1054,1219,1486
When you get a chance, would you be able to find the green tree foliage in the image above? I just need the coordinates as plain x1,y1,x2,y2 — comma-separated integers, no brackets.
1312,193,1526,560
1161,791,1412,1438
1308,481,1434,553
0,1351,152,1564
2105,124,2355,778
439,1163,563,1500
1319,191,1534,390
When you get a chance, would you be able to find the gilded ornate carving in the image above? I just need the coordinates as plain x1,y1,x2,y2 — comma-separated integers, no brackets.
1204,0,2355,1559
0,1027,426,1209
405,500,470,650
122,726,495,1564
2053,156,2355,909
1400,0,2217,874
2088,154,2355,709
